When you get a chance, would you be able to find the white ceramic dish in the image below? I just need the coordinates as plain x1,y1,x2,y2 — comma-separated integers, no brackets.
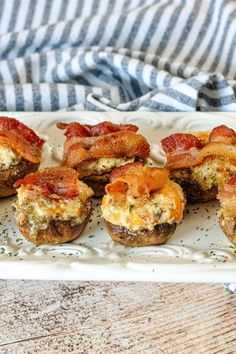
1,111,236,282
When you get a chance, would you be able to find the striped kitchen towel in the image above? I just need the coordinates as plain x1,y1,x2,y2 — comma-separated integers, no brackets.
1,0,236,112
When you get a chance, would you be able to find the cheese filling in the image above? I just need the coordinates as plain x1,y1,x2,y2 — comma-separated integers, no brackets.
78,157,135,178
13,181,94,236
172,156,236,191
101,181,184,232
0,145,21,170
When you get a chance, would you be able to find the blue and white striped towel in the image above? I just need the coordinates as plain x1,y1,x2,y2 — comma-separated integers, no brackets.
1,0,236,112
1,0,236,293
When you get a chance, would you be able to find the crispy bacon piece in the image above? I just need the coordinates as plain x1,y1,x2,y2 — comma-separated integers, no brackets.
105,163,169,198
61,130,150,168
14,167,79,199
0,117,44,163
91,122,138,136
162,125,236,170
110,162,144,182
161,133,203,154
57,121,138,139
165,149,202,169
57,122,91,138
209,125,236,145
161,133,203,169
57,121,148,169
0,117,44,148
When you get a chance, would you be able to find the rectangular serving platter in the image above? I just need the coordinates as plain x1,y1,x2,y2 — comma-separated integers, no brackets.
1,111,236,282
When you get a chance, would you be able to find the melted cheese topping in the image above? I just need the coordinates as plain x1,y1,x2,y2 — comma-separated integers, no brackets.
78,157,135,178
0,145,21,170
13,180,93,236
101,181,184,232
172,156,236,191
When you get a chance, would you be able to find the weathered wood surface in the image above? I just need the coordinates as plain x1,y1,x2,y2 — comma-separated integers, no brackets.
0,281,236,353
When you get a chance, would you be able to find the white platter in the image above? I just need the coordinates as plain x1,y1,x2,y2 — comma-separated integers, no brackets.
1,111,236,282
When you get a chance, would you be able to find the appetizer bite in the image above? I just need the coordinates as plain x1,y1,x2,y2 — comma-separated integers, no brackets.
0,116,44,197
57,121,150,197
101,162,185,246
161,125,236,203
13,167,93,245
218,172,236,245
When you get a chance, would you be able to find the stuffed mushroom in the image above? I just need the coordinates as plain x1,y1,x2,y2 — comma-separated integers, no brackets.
13,167,94,245
57,121,150,197
161,125,236,203
101,162,185,246
0,116,44,197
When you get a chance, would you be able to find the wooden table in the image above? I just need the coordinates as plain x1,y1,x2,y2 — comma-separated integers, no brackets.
0,281,236,353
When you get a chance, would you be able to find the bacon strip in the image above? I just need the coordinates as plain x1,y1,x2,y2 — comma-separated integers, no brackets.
161,133,203,169
161,133,203,154
0,117,44,163
105,163,169,198
57,122,91,138
61,130,150,168
161,125,236,170
57,121,138,138
110,162,144,182
14,167,80,199
209,125,236,145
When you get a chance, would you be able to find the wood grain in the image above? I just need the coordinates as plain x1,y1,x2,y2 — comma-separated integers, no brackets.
0,281,235,353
